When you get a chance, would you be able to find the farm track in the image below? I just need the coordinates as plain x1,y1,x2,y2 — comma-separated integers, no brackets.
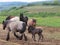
0,24,60,45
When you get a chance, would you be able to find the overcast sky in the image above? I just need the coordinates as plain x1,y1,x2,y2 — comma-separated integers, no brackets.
0,0,50,2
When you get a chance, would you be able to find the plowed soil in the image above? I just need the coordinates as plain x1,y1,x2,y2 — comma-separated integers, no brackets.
0,24,60,45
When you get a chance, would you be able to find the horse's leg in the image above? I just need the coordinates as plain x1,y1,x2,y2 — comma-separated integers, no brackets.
23,34,27,41
19,34,23,40
6,31,10,41
14,32,23,40
13,32,20,39
32,34,33,39
38,33,41,42
32,34,36,41
18,31,23,40
41,34,44,41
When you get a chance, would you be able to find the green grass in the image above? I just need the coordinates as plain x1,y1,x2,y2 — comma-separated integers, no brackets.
0,6,60,16
36,17,60,27
0,16,60,27
0,6,60,27
0,16,6,23
25,12,60,17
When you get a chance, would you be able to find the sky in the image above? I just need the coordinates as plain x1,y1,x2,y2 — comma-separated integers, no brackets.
0,0,49,2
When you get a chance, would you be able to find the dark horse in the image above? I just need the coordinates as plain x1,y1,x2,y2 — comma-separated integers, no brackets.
28,26,44,42
20,13,28,25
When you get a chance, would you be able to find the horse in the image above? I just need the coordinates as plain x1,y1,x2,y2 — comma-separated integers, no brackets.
28,26,44,42
27,19,36,33
2,20,27,41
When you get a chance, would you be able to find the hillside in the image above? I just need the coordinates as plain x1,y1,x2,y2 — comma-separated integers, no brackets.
0,5,60,16
27,1,54,6
0,0,60,11
0,2,28,11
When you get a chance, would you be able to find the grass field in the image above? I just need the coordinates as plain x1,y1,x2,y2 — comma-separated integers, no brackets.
0,16,60,27
33,17,60,27
0,6,60,27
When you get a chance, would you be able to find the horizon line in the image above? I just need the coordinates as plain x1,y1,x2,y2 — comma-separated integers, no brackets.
0,0,53,3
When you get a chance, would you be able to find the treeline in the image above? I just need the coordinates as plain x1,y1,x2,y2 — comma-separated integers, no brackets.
43,2,60,5
27,1,60,6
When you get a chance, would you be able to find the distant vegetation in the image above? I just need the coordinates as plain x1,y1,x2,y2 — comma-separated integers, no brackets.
43,1,60,5
0,1,60,11
27,0,60,6
0,6,60,17
0,2,28,11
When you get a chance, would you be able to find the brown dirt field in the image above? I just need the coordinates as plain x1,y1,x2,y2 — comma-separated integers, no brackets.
0,24,60,45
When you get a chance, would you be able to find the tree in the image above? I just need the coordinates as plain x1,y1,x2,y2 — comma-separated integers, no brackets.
53,0,60,5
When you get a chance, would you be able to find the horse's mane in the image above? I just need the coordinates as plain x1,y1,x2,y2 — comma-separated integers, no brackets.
6,15,15,20
20,13,28,25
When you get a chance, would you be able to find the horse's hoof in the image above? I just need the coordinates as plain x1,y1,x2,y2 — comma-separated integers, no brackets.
24,36,28,41
6,38,9,41
41,40,44,42
19,38,22,40
6,39,9,41
19,37,23,40
34,40,36,41
19,35,23,40
25,38,28,41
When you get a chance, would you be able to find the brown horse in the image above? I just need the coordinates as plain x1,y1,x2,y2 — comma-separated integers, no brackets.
6,15,15,20
27,19,36,33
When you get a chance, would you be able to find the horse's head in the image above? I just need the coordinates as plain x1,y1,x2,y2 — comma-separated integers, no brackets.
32,19,36,26
28,26,35,33
2,20,8,30
27,19,36,27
